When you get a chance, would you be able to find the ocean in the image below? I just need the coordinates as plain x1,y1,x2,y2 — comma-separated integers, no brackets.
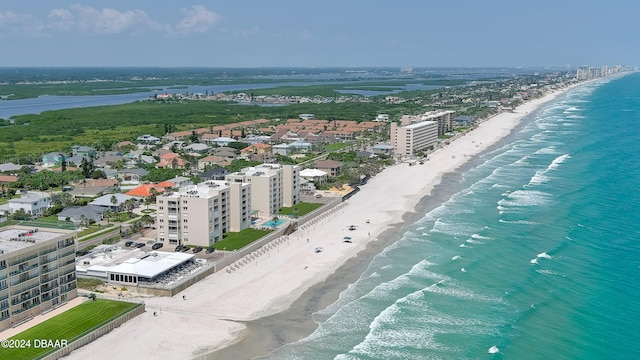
266,73,640,359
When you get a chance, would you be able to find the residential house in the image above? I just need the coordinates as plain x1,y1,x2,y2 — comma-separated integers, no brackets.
200,167,229,181
166,176,193,188
289,140,313,153
136,134,161,145
182,143,211,154
8,192,51,216
372,143,394,156
71,145,97,158
240,135,272,145
239,143,272,158
125,183,173,199
272,143,292,156
94,154,123,169
198,155,229,170
41,152,65,168
57,205,106,223
114,140,136,150
89,193,137,211
249,153,277,164
207,137,237,147
156,153,186,169
0,162,22,174
69,179,119,199
300,168,328,184
212,148,237,162
65,155,86,168
314,160,343,177
0,175,18,184
117,168,149,185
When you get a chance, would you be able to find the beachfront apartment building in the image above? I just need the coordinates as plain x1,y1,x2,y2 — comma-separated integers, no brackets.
0,226,77,332
401,110,455,136
390,120,439,156
226,164,300,218
156,180,251,247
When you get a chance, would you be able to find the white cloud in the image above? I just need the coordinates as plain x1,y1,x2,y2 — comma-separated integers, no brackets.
48,9,74,32
175,5,221,34
65,5,160,34
0,11,44,37
2,5,222,38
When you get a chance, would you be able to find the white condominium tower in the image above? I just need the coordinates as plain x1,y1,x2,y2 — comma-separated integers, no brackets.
226,164,300,218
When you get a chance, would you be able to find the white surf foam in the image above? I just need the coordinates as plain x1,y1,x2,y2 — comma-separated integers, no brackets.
537,252,552,259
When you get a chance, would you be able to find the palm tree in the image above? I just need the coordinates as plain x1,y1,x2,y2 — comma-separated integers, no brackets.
140,214,155,229
103,209,112,225
58,192,73,207
124,198,136,215
110,195,118,212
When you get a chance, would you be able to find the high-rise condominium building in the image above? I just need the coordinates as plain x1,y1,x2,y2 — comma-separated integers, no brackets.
156,180,250,247
390,120,439,156
0,226,77,332
226,164,300,218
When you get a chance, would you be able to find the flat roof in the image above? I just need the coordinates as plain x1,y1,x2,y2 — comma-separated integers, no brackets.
404,120,437,130
0,228,69,255
76,248,195,279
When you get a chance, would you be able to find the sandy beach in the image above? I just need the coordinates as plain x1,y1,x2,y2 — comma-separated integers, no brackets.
62,86,573,360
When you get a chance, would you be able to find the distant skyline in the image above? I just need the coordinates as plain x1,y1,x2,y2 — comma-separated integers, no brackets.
0,1,637,68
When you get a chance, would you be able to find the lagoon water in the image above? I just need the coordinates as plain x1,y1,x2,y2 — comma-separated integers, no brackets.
267,73,640,359
0,81,441,119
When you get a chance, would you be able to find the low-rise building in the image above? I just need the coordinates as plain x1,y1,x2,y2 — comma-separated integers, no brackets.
314,160,343,177
8,193,51,216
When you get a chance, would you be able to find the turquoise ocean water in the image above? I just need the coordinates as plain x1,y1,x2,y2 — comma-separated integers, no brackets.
267,73,640,360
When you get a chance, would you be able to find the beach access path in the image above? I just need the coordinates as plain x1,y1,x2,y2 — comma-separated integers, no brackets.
63,87,573,360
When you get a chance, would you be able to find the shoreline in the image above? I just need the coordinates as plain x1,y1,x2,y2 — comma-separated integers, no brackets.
62,84,581,360
211,85,571,360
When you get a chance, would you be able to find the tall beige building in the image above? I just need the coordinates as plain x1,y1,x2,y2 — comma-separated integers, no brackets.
226,164,300,218
0,226,77,332
401,110,455,136
390,120,439,156
156,180,250,247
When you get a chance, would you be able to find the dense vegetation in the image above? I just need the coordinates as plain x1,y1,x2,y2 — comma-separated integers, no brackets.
0,100,428,163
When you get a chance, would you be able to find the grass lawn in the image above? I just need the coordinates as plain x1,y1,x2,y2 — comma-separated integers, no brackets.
324,143,351,152
279,202,324,217
4,299,139,360
77,225,111,237
213,228,272,251
113,212,139,222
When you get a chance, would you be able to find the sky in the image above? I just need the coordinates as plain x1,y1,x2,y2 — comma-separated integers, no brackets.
0,0,637,68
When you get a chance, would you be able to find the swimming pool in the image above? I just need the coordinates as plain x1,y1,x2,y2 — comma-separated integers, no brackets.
263,219,286,227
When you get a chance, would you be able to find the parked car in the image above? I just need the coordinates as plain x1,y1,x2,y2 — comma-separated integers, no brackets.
135,242,145,248
152,243,163,250
193,246,203,253
125,241,134,247
181,246,190,252
206,247,215,254
174,245,183,252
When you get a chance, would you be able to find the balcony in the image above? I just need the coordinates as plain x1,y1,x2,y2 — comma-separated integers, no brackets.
10,263,38,276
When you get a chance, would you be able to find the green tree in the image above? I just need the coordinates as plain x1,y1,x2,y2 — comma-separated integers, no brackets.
110,195,118,211
140,214,155,228
103,209,112,225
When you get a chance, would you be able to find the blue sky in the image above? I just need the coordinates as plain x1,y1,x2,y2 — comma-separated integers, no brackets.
0,0,637,68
